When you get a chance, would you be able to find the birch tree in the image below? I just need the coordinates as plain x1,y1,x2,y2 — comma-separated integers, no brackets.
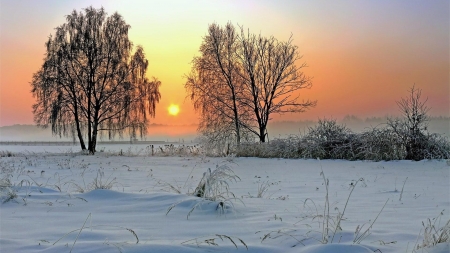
31,6,161,154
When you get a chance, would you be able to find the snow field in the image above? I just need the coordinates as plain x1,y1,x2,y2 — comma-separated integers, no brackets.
0,149,449,253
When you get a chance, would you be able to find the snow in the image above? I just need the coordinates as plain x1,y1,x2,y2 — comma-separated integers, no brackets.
1,144,449,253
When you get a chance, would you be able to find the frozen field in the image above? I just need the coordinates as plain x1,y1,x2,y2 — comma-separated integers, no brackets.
0,145,449,253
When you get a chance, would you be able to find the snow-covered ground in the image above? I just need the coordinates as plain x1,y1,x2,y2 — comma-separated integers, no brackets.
1,144,449,253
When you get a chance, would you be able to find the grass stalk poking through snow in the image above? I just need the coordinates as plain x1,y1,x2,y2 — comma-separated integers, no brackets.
320,169,330,244
266,169,388,247
53,213,139,249
90,169,118,190
353,198,389,244
166,163,243,219
399,177,408,201
413,210,450,251
192,164,240,201
70,213,91,253
0,174,17,203
181,234,247,250
330,177,365,243
256,180,271,198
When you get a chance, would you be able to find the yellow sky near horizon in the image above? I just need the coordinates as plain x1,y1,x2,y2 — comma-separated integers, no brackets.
0,0,448,131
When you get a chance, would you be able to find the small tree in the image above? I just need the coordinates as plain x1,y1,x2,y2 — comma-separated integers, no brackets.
388,85,429,160
31,6,161,154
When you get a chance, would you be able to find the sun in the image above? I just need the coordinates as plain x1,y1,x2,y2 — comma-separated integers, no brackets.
168,104,180,116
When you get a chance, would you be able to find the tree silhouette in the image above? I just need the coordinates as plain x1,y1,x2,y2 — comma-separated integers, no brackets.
31,6,161,154
238,26,316,142
185,23,252,146
388,85,430,160
186,23,315,145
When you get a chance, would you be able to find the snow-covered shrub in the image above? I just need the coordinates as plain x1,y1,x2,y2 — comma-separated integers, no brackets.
236,137,301,158
301,119,354,159
233,120,449,160
420,133,450,160
195,106,449,160
385,86,450,161
386,118,450,160
355,127,405,161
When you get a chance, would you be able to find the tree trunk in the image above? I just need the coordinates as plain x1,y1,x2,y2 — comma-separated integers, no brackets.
73,107,86,150
259,127,266,143
71,87,86,150
87,107,92,152
88,123,98,154
76,121,86,150
232,93,241,145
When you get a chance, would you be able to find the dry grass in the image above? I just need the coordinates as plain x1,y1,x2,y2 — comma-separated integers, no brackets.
1,174,18,203
262,167,388,247
0,150,14,157
89,169,118,190
53,213,139,252
256,180,271,198
166,163,243,219
181,234,247,250
413,210,450,252
1,187,18,204
192,164,240,201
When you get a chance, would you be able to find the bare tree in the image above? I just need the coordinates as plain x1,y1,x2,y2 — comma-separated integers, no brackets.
31,6,161,154
186,23,315,146
185,23,250,146
237,27,316,142
388,85,429,160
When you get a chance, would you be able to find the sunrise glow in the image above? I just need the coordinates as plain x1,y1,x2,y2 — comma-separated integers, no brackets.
0,0,448,133
168,104,180,116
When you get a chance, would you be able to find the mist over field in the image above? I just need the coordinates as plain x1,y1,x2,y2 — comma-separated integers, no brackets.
1,116,448,143
0,124,198,142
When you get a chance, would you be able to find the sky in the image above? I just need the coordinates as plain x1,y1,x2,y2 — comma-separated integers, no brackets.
0,0,449,129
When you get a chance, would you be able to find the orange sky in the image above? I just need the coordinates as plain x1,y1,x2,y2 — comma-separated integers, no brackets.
0,1,448,130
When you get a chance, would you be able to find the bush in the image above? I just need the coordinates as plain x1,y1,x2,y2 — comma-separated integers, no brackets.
355,127,405,161
419,134,450,160
386,85,445,161
232,119,449,161
302,119,353,159
197,85,449,161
